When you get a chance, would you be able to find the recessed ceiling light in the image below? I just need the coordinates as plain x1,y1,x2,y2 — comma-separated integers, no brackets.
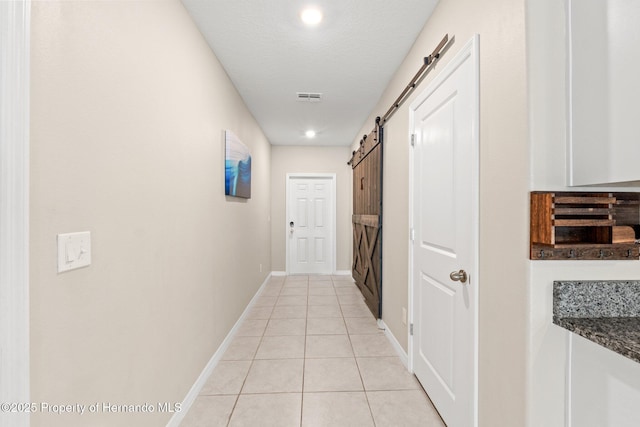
301,8,322,26
305,130,316,138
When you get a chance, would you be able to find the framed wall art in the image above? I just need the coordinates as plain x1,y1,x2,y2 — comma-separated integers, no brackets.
224,130,251,199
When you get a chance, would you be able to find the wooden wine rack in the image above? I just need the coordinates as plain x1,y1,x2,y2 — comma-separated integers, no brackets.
530,192,640,260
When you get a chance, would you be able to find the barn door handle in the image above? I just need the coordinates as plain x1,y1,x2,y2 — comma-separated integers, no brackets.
449,269,468,283
360,177,365,190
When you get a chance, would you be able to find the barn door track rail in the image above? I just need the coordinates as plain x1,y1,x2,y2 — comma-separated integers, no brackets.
348,33,450,166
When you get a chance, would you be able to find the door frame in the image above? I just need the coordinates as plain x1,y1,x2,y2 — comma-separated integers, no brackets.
407,34,480,425
285,173,337,275
0,1,31,425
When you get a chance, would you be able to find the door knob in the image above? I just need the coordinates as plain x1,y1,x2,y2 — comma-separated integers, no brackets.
449,269,468,283
289,221,294,227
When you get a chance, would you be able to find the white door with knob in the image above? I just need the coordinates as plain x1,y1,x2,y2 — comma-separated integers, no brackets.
410,36,479,427
286,174,335,275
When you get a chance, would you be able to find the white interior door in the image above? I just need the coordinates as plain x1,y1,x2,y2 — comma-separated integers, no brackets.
287,175,335,275
410,36,479,427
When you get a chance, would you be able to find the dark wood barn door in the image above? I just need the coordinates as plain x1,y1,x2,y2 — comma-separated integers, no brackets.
350,120,382,318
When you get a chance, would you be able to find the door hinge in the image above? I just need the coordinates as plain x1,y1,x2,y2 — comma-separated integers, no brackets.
410,134,416,147
410,228,415,242
410,323,414,335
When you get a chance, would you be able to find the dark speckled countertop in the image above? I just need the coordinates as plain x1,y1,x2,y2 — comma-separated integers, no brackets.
553,281,640,363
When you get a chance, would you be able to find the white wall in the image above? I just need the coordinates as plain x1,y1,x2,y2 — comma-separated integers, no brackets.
527,1,640,425
270,145,352,273
30,1,270,426
353,0,529,425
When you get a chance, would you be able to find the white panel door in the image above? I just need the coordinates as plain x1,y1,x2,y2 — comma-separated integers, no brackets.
287,176,334,275
411,36,479,427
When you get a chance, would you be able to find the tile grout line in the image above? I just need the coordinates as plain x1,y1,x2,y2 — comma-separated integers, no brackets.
299,276,309,427
336,277,379,426
216,276,382,426
225,280,281,427
184,275,444,425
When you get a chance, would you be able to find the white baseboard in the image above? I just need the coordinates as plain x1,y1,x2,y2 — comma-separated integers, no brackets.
334,270,352,276
167,273,273,427
377,318,409,369
272,270,352,277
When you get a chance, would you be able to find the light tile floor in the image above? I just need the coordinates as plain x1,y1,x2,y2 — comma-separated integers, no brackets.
180,275,445,427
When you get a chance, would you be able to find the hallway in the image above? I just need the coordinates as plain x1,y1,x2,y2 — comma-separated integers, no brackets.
180,275,444,426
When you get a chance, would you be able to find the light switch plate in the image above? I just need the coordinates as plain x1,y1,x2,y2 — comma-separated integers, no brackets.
57,231,91,273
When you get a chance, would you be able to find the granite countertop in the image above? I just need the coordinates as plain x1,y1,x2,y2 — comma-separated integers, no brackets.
553,281,640,363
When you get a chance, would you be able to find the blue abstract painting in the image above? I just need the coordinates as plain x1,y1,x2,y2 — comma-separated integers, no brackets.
225,130,252,199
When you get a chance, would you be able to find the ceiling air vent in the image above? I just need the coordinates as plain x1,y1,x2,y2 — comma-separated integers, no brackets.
296,92,322,102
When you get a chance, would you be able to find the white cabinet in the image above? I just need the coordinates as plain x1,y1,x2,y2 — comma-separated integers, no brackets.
568,0,640,186
569,333,640,427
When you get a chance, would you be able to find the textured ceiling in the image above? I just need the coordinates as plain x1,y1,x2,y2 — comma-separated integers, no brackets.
181,0,439,146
